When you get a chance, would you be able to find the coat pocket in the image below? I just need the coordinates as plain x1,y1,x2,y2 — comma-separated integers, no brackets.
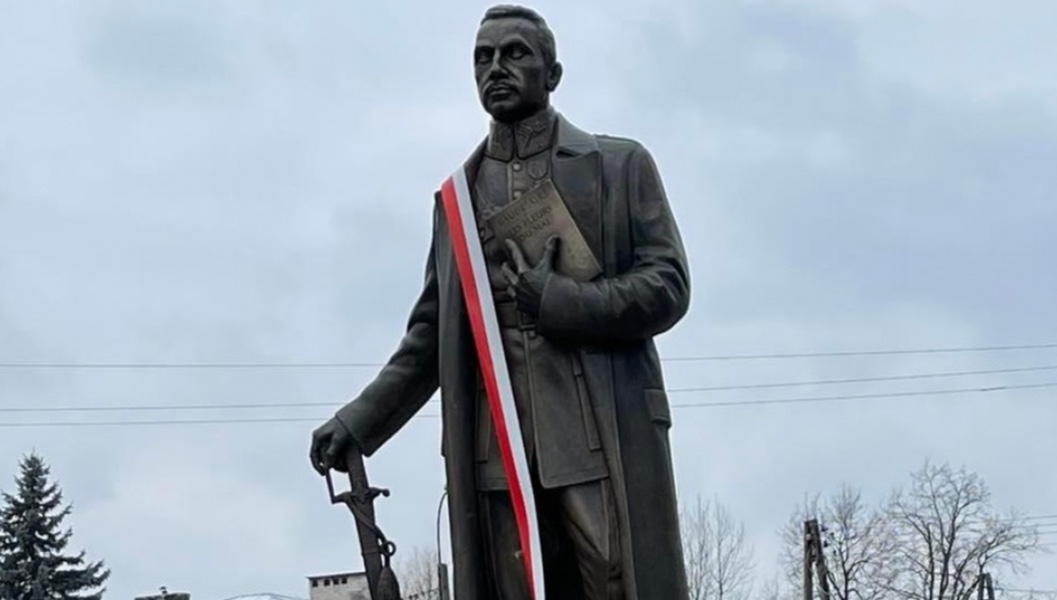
644,389,672,428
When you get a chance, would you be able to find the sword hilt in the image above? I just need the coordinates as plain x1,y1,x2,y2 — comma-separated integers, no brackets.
324,463,398,558
326,474,399,557
326,478,390,506
324,446,401,600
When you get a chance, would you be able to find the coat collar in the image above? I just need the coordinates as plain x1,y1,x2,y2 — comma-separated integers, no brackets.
554,113,599,158
458,111,598,183
485,107,557,161
437,110,606,293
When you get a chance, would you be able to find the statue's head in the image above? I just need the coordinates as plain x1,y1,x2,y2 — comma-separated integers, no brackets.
474,5,563,123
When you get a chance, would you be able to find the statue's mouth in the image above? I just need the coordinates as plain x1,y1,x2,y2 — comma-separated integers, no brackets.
487,83,515,98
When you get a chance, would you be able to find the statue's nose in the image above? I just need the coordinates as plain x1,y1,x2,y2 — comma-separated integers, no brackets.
487,53,507,78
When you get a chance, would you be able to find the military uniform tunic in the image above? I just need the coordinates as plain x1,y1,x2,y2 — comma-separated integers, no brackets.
471,107,609,491
470,108,623,600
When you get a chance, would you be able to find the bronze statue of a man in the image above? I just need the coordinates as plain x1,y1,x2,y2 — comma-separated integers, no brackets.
310,5,691,599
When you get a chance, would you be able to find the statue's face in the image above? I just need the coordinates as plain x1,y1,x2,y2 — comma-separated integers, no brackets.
474,17,560,123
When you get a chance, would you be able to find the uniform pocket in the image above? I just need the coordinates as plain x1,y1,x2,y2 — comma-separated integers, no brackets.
644,389,672,428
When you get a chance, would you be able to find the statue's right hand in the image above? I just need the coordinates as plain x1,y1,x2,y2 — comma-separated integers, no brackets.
310,417,354,476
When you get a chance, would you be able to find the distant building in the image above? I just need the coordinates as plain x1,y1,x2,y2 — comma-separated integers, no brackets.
307,571,370,600
135,593,191,600
221,594,306,600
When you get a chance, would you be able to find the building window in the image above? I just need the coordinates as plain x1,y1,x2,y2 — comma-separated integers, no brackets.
312,580,318,588
341,577,348,584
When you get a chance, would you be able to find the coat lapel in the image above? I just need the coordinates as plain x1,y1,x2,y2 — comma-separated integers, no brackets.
441,118,605,279
435,140,487,288
551,114,604,273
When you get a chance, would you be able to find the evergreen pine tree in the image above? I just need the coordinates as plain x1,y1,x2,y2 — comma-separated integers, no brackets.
0,452,109,600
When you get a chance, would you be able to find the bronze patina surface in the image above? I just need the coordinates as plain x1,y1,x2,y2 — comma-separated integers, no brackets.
310,6,691,599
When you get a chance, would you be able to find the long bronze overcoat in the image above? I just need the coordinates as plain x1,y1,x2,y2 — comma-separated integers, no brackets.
335,114,691,600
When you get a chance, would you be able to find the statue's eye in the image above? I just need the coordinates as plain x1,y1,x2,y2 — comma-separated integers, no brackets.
475,48,493,64
507,45,528,60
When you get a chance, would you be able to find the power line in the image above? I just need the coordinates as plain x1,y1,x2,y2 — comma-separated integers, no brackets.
660,343,1057,361
8,382,1057,414
0,401,342,414
0,361,382,370
2,343,1056,369
4,368,1055,415
0,380,1052,426
0,417,329,427
668,364,1057,393
673,381,1057,409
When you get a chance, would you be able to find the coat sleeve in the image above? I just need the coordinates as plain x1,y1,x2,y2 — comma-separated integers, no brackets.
334,224,441,457
536,144,690,344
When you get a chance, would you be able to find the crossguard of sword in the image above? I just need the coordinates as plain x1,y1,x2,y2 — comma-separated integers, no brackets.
329,484,391,505
325,470,398,561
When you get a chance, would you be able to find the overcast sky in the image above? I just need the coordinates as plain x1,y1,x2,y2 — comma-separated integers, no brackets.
2,0,1056,598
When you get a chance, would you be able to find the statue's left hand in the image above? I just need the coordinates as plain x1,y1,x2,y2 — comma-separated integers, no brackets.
502,236,560,317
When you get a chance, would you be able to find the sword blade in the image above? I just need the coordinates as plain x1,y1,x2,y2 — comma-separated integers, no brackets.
345,447,384,599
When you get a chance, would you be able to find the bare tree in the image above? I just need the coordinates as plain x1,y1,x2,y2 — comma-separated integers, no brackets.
777,462,1045,600
755,575,785,600
884,460,1043,600
395,544,439,600
779,486,896,600
682,495,756,600
823,485,898,600
778,492,819,594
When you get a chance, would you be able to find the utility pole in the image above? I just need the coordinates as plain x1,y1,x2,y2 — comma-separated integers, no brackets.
436,488,450,600
804,519,832,600
978,572,995,600
812,520,832,600
803,521,815,600
438,562,451,600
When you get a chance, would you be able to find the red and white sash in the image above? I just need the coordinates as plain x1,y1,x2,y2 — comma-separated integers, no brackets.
439,168,546,600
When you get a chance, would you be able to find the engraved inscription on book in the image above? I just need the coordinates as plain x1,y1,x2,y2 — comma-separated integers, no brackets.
486,180,602,281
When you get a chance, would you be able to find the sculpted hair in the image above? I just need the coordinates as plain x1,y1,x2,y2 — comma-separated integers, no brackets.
481,4,557,68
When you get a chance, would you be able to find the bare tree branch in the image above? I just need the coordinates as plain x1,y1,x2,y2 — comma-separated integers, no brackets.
682,495,756,600
775,461,1046,600
396,544,439,600
885,461,1044,600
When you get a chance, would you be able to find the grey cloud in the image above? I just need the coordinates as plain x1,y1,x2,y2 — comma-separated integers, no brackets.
610,0,1057,340
85,4,235,93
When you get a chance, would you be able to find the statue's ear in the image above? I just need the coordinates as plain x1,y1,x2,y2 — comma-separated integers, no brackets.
547,62,563,92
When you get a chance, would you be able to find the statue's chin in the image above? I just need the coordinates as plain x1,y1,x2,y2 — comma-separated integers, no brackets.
486,103,545,124
485,106,519,123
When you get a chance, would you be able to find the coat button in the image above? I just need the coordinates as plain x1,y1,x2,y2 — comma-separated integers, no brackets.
512,162,522,172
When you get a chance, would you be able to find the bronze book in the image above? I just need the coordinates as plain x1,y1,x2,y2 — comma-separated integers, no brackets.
485,179,602,281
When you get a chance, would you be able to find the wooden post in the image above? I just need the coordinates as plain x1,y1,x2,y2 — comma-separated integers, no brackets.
809,520,832,600
803,519,832,600
804,520,815,600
